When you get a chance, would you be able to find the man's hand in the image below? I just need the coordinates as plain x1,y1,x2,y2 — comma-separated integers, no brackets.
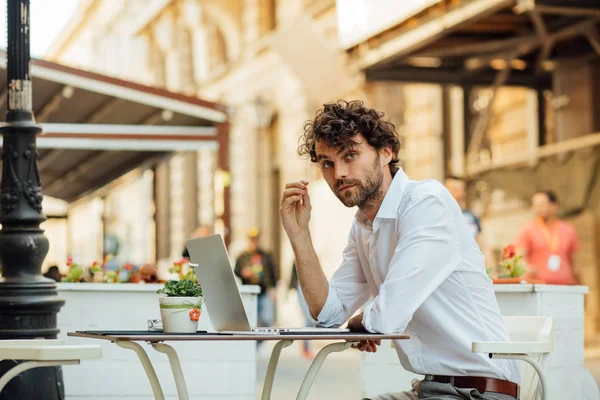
267,287,277,303
240,267,254,280
347,313,380,353
280,181,311,241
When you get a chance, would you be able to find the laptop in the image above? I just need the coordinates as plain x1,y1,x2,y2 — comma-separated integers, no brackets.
186,234,349,334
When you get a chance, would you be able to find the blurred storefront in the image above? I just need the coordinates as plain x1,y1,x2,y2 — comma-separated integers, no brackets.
2,52,231,274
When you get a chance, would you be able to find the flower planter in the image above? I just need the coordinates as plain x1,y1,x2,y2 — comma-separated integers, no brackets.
158,296,202,333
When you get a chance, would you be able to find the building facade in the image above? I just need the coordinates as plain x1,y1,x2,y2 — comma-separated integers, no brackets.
45,0,599,334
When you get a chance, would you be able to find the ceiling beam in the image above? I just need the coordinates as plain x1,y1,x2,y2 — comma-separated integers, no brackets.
79,97,121,123
36,85,74,122
365,66,552,88
533,4,600,19
465,18,598,71
43,151,112,196
62,152,167,203
38,149,67,170
414,35,538,58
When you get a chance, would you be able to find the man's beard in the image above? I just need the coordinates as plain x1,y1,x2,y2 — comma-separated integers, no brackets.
334,158,384,209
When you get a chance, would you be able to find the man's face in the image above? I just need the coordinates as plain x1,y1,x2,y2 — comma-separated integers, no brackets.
445,178,466,204
248,236,259,252
315,134,387,209
532,193,557,219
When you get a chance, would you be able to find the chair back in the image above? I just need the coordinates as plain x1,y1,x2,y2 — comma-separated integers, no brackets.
503,316,554,400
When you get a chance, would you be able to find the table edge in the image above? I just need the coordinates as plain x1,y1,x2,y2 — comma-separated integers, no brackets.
67,332,410,342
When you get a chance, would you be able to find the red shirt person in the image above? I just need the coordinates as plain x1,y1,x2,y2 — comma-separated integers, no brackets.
515,190,580,285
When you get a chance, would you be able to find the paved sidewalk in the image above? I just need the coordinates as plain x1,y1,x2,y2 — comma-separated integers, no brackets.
255,341,361,399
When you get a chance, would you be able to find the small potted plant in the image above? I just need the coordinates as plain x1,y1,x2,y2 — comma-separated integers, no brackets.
62,257,84,282
490,244,543,284
157,279,203,333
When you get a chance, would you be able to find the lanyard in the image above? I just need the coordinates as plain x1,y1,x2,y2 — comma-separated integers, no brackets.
536,218,560,253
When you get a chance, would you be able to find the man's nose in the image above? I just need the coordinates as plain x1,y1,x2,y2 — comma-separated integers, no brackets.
334,163,349,180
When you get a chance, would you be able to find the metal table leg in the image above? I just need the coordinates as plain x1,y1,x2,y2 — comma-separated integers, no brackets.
296,342,354,400
261,339,293,400
116,341,165,400
151,342,189,400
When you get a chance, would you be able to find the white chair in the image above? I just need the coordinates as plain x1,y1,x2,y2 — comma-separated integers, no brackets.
0,339,102,393
472,316,554,400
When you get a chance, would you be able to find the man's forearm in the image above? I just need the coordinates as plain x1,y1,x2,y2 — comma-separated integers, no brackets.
290,232,329,319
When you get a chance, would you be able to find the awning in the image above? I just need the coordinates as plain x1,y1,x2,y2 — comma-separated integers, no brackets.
348,0,600,88
0,53,229,202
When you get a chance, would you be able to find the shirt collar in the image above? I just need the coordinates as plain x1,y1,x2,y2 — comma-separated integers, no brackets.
355,168,409,229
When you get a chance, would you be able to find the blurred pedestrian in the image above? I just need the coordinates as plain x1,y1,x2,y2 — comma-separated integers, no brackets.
445,176,493,265
182,225,213,259
234,227,278,328
288,262,315,359
514,190,580,284
43,265,62,282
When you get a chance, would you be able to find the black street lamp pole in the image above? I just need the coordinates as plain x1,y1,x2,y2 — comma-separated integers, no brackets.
0,0,65,398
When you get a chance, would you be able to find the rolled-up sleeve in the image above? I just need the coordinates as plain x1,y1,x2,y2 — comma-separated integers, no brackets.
313,222,371,328
362,194,460,334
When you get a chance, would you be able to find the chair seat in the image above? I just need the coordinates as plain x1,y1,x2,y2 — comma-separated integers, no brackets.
472,340,553,354
0,340,65,348
0,345,102,361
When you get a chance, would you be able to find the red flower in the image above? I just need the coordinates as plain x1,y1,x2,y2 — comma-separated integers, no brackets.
125,263,132,271
189,308,201,322
92,260,99,267
502,245,516,260
174,259,187,266
66,256,73,267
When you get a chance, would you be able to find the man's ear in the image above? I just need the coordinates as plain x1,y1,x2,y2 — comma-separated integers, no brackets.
380,146,393,166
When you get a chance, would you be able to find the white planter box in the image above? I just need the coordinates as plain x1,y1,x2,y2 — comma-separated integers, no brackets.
360,284,599,400
57,283,259,400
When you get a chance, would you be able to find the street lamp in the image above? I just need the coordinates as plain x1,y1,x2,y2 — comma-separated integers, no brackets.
0,1,65,398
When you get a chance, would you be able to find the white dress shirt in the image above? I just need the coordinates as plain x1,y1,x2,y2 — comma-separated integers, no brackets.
315,168,520,383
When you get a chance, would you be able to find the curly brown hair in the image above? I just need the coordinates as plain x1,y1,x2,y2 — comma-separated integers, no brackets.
298,100,401,174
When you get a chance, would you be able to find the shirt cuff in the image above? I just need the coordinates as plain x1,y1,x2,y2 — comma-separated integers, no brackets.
310,287,344,328
361,301,378,333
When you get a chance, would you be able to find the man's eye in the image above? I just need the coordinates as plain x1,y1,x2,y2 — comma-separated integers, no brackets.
346,152,357,159
322,161,333,169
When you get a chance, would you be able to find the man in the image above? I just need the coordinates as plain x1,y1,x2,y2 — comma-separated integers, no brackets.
280,100,519,400
445,176,493,267
515,191,580,285
444,176,481,237
234,227,278,327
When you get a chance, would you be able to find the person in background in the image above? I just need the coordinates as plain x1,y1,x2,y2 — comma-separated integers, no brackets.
445,176,493,266
43,265,62,282
234,227,278,328
288,262,315,359
515,190,580,285
182,225,213,259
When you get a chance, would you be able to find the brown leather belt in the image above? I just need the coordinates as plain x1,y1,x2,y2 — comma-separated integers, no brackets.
428,375,519,398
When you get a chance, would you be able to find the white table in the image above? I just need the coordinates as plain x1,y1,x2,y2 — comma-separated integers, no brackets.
69,330,409,400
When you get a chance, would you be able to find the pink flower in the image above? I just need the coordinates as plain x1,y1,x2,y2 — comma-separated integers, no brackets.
503,245,516,260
